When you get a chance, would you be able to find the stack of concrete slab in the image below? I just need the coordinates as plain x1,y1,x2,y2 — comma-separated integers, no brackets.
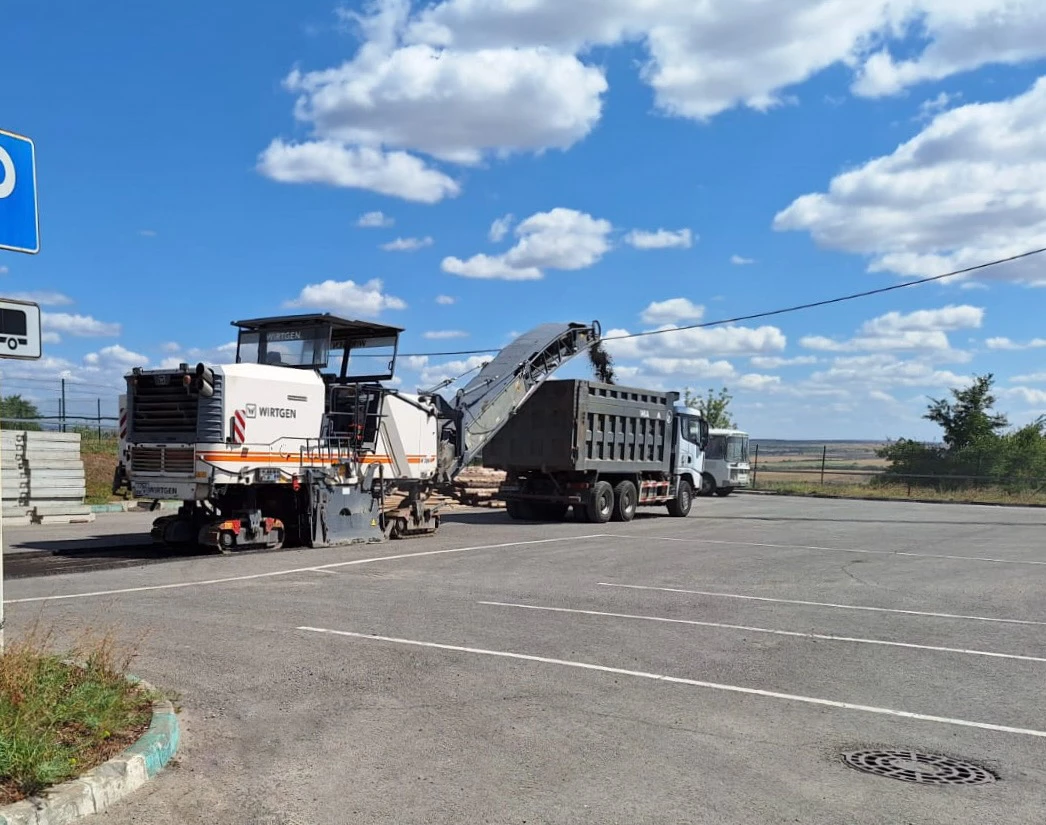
1,430,94,525
1,430,32,526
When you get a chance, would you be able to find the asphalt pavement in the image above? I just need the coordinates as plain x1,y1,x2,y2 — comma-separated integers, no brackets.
4,495,1046,824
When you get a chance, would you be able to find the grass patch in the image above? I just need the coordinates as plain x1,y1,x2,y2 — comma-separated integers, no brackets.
78,435,120,505
0,626,153,804
754,480,1046,507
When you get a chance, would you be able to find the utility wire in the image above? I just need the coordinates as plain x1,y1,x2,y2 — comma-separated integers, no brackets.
374,246,1046,357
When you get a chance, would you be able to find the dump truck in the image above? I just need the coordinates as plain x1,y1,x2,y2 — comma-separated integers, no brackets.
483,379,709,522
115,313,601,551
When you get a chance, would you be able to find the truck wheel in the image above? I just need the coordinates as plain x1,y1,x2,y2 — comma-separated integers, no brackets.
586,481,614,524
715,487,734,497
699,473,715,496
667,479,693,518
612,481,637,522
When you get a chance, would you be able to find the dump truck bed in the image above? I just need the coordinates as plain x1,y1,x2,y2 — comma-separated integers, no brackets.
482,379,676,474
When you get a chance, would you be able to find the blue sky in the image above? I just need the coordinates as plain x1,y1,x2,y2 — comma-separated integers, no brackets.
3,0,1046,439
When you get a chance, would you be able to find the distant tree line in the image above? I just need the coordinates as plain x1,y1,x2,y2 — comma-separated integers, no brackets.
877,374,1046,490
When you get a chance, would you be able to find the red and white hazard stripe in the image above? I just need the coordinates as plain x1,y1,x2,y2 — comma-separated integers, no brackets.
119,411,127,441
232,410,247,444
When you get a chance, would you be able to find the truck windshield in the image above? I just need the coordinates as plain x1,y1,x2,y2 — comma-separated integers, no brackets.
237,326,332,368
682,416,704,445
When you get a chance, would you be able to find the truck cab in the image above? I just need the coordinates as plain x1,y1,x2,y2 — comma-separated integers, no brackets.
703,428,751,496
672,402,708,492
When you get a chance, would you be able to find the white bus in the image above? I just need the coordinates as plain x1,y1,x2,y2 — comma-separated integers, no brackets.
702,429,750,496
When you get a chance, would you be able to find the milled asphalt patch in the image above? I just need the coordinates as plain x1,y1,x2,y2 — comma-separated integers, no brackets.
0,680,179,825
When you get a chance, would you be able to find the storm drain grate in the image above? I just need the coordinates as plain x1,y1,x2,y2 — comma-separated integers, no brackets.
841,750,997,786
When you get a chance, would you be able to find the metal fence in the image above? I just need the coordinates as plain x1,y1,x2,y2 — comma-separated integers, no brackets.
748,442,1046,494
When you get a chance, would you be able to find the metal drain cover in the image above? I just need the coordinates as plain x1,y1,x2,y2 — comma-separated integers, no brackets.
842,750,997,786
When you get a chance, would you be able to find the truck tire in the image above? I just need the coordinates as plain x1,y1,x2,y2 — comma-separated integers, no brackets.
612,481,637,522
667,479,693,518
699,473,715,496
586,481,614,524
715,487,734,497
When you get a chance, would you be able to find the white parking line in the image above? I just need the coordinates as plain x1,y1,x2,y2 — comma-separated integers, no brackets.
478,601,1046,664
4,535,603,605
599,583,1046,627
614,534,1046,567
297,626,1046,739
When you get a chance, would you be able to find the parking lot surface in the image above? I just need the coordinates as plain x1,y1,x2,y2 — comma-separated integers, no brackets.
5,495,1046,824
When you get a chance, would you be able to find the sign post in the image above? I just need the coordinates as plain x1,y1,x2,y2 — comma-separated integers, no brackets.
0,127,42,651
0,299,42,650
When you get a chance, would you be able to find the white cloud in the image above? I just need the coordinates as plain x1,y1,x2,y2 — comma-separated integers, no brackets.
41,332,61,344
160,342,181,354
43,312,120,338
435,294,456,305
800,305,982,354
1010,372,1046,383
257,139,460,203
488,214,514,242
285,278,407,316
774,77,1046,285
640,298,705,325
730,254,755,265
809,354,967,389
852,6,1046,98
357,210,394,228
1001,386,1046,406
83,345,148,369
750,355,818,369
0,266,8,275
380,235,434,251
917,91,962,119
869,389,896,403
7,291,74,307
422,330,468,340
419,355,491,388
644,357,737,380
605,324,787,361
986,336,1046,350
625,228,694,250
138,229,157,238
443,207,612,280
737,373,782,391
157,342,238,370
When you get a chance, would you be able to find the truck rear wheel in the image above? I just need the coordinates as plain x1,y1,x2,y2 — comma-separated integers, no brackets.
667,479,693,518
612,481,637,522
586,481,614,524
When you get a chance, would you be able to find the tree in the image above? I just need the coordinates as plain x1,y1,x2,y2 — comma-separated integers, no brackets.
0,394,42,431
924,374,1008,450
684,387,734,429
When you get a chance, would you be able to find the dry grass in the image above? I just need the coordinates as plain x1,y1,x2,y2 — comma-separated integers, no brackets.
0,623,153,803
79,435,120,505
754,480,1046,507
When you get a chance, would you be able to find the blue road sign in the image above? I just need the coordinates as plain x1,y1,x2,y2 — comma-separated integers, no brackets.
0,129,39,254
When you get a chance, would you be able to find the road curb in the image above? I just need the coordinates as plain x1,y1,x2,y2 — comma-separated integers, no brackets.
89,501,181,513
0,679,180,825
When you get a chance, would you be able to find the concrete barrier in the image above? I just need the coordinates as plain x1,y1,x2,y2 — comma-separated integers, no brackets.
0,431,95,525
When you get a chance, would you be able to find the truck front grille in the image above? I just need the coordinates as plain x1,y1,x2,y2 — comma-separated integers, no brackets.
131,446,195,475
131,375,199,437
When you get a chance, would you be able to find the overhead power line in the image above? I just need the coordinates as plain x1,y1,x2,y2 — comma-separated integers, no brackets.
381,246,1046,357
